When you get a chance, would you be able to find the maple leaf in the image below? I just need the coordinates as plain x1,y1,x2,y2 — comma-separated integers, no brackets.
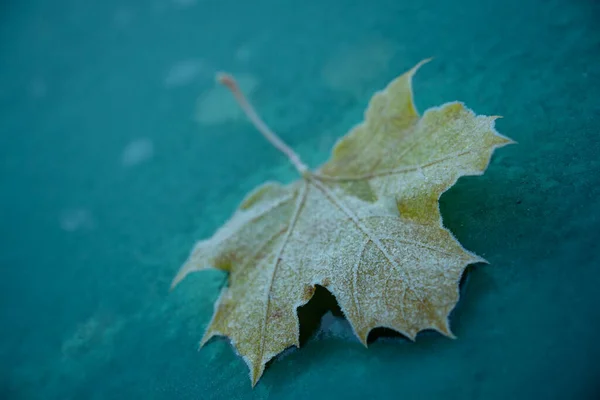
170,59,514,386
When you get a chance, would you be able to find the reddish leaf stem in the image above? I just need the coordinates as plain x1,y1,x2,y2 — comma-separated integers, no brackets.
216,72,309,177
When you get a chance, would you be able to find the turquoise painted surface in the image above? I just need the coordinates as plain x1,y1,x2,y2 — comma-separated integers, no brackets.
1,0,599,398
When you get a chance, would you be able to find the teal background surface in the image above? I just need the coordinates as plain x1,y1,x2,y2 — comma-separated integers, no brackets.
1,0,599,398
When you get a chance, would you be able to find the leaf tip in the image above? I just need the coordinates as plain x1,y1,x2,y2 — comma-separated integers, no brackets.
495,133,517,147
487,115,517,146
169,270,186,291
433,318,456,339
199,326,220,349
472,255,489,265
198,335,210,349
170,259,202,290
250,363,265,388
406,57,433,80
414,57,433,71
405,330,418,342
356,329,369,348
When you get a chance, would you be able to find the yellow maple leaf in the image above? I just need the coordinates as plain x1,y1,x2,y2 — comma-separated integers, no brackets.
171,59,514,386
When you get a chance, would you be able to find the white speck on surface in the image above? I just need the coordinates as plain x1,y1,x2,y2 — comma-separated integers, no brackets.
59,208,95,232
164,59,207,88
29,78,47,99
321,38,396,98
235,45,252,63
113,8,134,28
121,138,154,167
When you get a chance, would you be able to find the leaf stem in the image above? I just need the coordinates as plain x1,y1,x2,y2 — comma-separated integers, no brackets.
216,72,310,177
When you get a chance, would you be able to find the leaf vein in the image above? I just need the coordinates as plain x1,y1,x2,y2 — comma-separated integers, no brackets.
316,147,482,182
257,182,308,363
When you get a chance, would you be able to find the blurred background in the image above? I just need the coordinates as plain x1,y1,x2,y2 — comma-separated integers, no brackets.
1,0,599,398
